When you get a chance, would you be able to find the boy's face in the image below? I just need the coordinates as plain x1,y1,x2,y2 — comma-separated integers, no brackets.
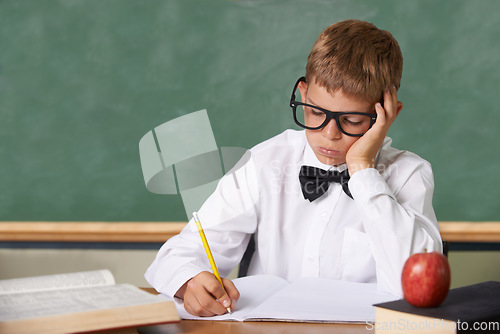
297,81,376,166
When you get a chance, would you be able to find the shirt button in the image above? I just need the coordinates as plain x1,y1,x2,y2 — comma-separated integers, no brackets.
321,211,329,221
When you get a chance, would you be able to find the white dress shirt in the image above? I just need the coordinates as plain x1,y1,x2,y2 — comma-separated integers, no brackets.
145,129,442,297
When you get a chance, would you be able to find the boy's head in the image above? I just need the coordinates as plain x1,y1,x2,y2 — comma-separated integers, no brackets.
293,20,403,166
306,19,402,104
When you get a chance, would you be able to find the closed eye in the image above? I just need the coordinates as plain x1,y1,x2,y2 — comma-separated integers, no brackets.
304,106,325,117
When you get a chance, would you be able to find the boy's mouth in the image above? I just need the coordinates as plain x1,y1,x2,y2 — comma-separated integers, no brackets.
318,146,341,157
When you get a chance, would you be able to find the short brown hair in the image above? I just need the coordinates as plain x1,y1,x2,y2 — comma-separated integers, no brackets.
306,19,403,103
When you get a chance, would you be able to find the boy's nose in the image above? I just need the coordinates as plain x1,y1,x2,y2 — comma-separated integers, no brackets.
321,118,342,139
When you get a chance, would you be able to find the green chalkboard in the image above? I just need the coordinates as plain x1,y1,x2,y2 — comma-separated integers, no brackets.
1,0,499,222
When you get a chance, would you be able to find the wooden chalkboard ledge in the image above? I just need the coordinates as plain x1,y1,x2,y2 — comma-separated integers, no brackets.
438,222,500,242
0,221,499,243
0,222,186,243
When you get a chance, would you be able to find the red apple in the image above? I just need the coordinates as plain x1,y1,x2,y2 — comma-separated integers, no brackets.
401,251,451,308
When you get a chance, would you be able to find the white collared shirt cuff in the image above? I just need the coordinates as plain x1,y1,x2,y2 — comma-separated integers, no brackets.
348,168,396,202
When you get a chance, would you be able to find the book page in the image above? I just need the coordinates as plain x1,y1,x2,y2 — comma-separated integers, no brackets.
246,277,399,323
0,270,115,295
173,275,289,321
0,284,163,322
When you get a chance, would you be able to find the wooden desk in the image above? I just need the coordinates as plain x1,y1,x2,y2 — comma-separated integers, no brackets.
138,320,373,334
99,320,373,334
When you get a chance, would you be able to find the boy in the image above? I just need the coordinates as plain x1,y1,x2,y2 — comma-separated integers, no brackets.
145,19,442,317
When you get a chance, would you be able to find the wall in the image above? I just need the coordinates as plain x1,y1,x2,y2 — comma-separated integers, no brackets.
0,249,498,290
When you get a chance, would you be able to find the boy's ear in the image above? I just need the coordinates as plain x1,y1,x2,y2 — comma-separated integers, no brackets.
297,80,308,103
396,101,403,117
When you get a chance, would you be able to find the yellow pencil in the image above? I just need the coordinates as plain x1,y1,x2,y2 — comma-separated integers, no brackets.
192,211,232,314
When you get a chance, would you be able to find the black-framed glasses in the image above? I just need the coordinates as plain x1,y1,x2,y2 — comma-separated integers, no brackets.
289,76,377,137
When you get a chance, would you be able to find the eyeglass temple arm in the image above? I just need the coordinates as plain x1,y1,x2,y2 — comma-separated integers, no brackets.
290,76,306,106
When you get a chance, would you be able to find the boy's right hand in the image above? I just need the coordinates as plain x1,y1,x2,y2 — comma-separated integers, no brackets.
175,271,240,317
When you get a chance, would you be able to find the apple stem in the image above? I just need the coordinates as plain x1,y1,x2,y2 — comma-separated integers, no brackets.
424,248,427,253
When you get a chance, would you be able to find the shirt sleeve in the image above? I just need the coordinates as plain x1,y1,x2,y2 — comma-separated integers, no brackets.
348,162,442,296
144,154,260,298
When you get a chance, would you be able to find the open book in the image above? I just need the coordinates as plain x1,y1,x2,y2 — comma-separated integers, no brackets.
172,275,399,323
0,270,179,334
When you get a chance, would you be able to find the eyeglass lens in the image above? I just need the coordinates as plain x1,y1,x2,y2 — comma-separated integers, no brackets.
295,105,373,135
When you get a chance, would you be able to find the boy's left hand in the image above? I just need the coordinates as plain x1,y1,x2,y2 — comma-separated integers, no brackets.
346,86,402,176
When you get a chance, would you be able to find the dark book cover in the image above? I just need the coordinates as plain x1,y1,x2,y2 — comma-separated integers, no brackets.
375,281,500,332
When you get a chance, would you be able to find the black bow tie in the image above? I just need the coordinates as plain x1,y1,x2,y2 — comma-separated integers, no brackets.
299,165,353,202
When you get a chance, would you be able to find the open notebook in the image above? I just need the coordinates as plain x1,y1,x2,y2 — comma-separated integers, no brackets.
167,275,399,323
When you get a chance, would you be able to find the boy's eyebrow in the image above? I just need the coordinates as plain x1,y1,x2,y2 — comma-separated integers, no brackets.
306,97,377,114
306,97,323,108
306,97,336,112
